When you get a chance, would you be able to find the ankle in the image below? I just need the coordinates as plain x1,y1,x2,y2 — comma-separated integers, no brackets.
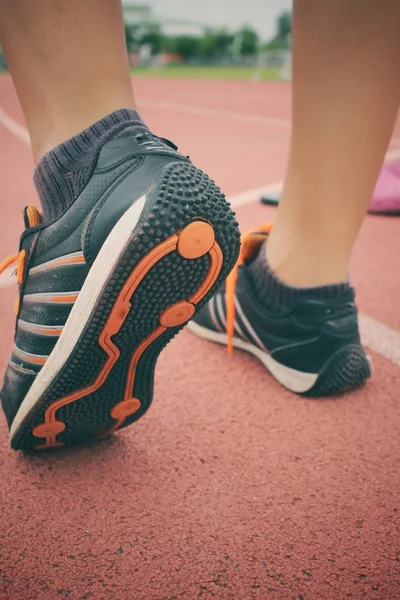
32,97,137,162
266,227,349,288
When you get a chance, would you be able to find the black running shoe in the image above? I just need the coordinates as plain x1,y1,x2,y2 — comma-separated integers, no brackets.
0,135,240,450
188,224,371,396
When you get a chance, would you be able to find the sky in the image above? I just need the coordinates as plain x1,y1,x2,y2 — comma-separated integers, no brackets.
134,0,292,43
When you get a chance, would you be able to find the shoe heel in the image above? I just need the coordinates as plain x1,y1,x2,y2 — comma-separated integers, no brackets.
302,344,371,397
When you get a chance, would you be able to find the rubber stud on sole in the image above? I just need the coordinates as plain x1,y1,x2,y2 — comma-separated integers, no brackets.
32,421,66,438
177,221,215,259
159,301,195,328
111,398,141,420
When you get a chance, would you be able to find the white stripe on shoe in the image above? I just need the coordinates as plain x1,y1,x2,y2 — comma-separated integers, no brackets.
187,321,318,393
18,320,64,336
13,344,49,366
23,291,80,304
216,295,227,328
29,252,85,275
209,296,223,332
234,295,267,350
234,317,250,343
215,293,251,343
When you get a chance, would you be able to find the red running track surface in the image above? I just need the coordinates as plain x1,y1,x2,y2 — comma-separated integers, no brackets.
0,74,399,600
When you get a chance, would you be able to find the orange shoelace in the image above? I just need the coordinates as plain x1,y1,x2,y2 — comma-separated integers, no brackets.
0,205,41,314
0,250,26,284
225,223,272,353
0,251,26,314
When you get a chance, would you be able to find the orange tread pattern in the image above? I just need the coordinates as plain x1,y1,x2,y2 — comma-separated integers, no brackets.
32,221,223,449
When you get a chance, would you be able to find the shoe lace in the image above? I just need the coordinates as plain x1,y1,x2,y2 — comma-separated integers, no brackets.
0,205,42,313
0,250,26,284
225,223,272,354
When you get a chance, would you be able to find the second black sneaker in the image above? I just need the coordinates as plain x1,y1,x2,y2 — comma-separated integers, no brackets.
188,224,371,396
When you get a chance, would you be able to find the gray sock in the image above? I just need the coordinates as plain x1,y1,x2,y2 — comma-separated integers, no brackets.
247,240,351,311
33,108,149,223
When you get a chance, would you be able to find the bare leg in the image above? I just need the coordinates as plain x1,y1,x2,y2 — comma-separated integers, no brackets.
267,0,400,286
0,0,135,161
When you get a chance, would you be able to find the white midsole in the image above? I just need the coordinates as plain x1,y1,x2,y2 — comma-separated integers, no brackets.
10,195,147,439
186,321,318,393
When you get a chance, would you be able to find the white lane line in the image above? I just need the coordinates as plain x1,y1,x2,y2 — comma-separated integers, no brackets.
138,99,292,130
0,267,16,289
227,181,283,208
228,147,400,209
0,107,29,291
2,97,400,152
1,104,400,369
0,106,30,145
359,315,400,367
139,99,400,145
2,99,400,156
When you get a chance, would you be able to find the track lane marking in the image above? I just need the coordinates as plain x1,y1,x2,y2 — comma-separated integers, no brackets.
0,106,30,145
359,315,400,367
138,99,292,129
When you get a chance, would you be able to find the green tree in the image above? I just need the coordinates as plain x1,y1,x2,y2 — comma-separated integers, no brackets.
161,36,178,54
173,36,201,61
213,30,234,58
277,11,292,41
139,24,163,55
198,32,217,60
198,29,234,61
125,24,138,53
239,26,259,56
264,11,292,50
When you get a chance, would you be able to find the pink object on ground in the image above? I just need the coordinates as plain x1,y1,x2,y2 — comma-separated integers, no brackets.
369,160,400,214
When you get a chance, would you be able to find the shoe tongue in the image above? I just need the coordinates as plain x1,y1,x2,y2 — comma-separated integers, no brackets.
23,205,42,229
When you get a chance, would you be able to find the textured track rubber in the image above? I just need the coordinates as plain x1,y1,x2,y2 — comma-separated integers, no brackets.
302,344,371,398
12,162,240,451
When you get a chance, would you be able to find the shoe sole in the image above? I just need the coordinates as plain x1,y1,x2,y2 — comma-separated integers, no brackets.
10,162,240,450
187,321,371,397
